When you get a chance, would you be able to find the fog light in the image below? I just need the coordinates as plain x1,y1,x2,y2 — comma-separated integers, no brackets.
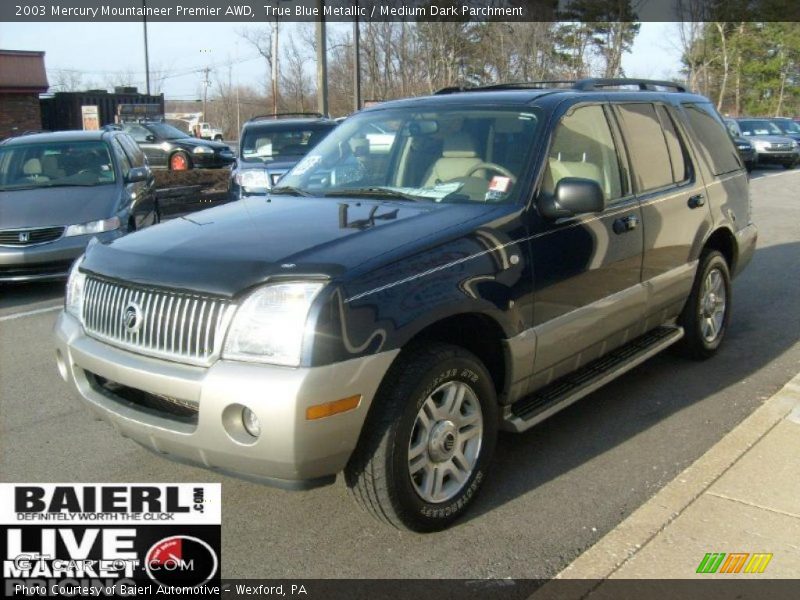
242,407,261,438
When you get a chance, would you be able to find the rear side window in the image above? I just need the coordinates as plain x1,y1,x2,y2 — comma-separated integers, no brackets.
614,103,673,193
655,105,689,183
682,103,741,176
117,134,145,167
111,139,131,177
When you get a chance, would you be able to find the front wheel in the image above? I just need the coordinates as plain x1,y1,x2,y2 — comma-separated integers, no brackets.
345,343,498,532
677,250,732,360
169,152,191,171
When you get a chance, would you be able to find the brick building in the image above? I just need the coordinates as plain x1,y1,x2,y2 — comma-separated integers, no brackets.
0,49,49,140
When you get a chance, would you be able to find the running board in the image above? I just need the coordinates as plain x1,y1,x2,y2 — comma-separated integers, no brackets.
502,326,684,433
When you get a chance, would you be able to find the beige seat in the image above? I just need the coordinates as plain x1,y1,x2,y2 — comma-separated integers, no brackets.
23,158,43,177
423,133,482,186
41,155,66,179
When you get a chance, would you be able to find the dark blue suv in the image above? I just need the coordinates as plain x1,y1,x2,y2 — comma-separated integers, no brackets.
55,79,756,531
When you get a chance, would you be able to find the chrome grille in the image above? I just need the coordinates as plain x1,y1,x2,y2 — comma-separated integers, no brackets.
0,226,64,246
82,277,232,365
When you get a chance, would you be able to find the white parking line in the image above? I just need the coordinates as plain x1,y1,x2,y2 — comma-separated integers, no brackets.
751,169,800,181
0,305,62,322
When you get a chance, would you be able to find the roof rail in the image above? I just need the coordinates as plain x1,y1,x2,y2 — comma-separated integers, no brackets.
435,78,687,95
574,78,687,92
246,112,326,122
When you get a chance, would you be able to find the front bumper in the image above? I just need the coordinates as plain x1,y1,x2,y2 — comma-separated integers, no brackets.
0,230,122,282
193,152,235,169
755,150,798,164
54,311,398,488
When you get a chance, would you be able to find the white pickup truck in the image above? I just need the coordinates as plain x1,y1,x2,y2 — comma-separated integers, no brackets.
198,122,224,141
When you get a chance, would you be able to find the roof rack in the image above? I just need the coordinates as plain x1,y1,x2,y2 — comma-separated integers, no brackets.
435,78,687,95
246,112,326,122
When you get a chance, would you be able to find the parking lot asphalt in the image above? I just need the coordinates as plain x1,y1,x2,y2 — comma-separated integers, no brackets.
1,167,799,578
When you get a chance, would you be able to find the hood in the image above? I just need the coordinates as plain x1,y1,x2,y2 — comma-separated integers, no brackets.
745,135,796,145
82,196,503,297
0,184,120,230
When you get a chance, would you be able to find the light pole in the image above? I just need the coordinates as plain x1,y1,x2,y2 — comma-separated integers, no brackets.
353,2,361,113
142,0,151,95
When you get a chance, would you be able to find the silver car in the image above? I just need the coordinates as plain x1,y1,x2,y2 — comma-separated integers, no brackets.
724,118,799,169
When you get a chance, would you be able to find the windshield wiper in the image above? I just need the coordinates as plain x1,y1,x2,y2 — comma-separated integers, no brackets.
270,185,312,197
323,187,426,202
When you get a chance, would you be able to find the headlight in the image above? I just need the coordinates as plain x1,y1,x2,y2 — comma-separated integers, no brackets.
234,169,270,189
64,217,120,237
223,282,325,366
65,256,86,321
193,146,214,154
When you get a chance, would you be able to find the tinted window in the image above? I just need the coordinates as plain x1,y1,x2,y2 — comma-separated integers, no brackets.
241,123,337,162
122,124,152,143
684,103,741,175
542,105,623,202
615,103,673,192
0,140,116,190
655,105,689,183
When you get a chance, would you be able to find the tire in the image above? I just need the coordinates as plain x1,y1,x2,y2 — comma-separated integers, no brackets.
783,161,796,170
169,152,191,171
214,135,223,141
345,343,498,532
676,250,732,360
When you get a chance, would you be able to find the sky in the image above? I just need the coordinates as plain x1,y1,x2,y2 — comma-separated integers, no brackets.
0,21,683,100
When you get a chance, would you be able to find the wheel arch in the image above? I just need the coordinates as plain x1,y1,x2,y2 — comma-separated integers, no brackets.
703,226,737,272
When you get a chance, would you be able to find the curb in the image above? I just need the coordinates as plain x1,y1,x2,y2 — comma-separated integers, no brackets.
531,371,800,597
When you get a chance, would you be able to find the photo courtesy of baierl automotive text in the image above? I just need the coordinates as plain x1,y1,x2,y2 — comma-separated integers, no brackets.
2,0,800,598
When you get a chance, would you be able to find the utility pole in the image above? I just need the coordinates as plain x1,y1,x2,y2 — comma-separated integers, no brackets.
353,3,361,113
201,66,211,122
271,20,279,116
142,0,150,95
316,0,328,117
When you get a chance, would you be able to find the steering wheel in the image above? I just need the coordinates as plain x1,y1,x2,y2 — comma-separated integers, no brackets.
465,162,517,185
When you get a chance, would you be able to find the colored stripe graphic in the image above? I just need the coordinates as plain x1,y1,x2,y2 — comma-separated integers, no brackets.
744,553,773,573
697,553,726,573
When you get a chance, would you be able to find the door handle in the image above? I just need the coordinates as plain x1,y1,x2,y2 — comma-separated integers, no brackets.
613,215,639,234
688,194,706,208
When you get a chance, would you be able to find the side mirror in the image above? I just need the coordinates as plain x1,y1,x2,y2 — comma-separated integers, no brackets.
538,177,605,219
126,166,150,183
145,134,156,142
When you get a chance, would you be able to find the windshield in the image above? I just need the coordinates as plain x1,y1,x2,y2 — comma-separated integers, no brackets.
279,107,542,203
774,119,800,134
240,123,336,162
0,140,116,191
738,120,783,136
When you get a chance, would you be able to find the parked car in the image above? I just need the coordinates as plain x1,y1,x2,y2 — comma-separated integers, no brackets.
725,118,798,169
55,79,756,531
769,117,800,143
197,122,224,141
229,114,337,199
0,130,157,282
730,134,756,172
121,121,234,170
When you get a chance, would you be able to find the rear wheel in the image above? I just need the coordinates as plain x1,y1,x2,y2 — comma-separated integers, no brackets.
783,161,797,170
677,250,732,360
345,343,497,532
169,152,191,171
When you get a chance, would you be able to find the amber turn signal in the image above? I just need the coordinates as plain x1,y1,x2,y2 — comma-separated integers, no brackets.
306,395,362,420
